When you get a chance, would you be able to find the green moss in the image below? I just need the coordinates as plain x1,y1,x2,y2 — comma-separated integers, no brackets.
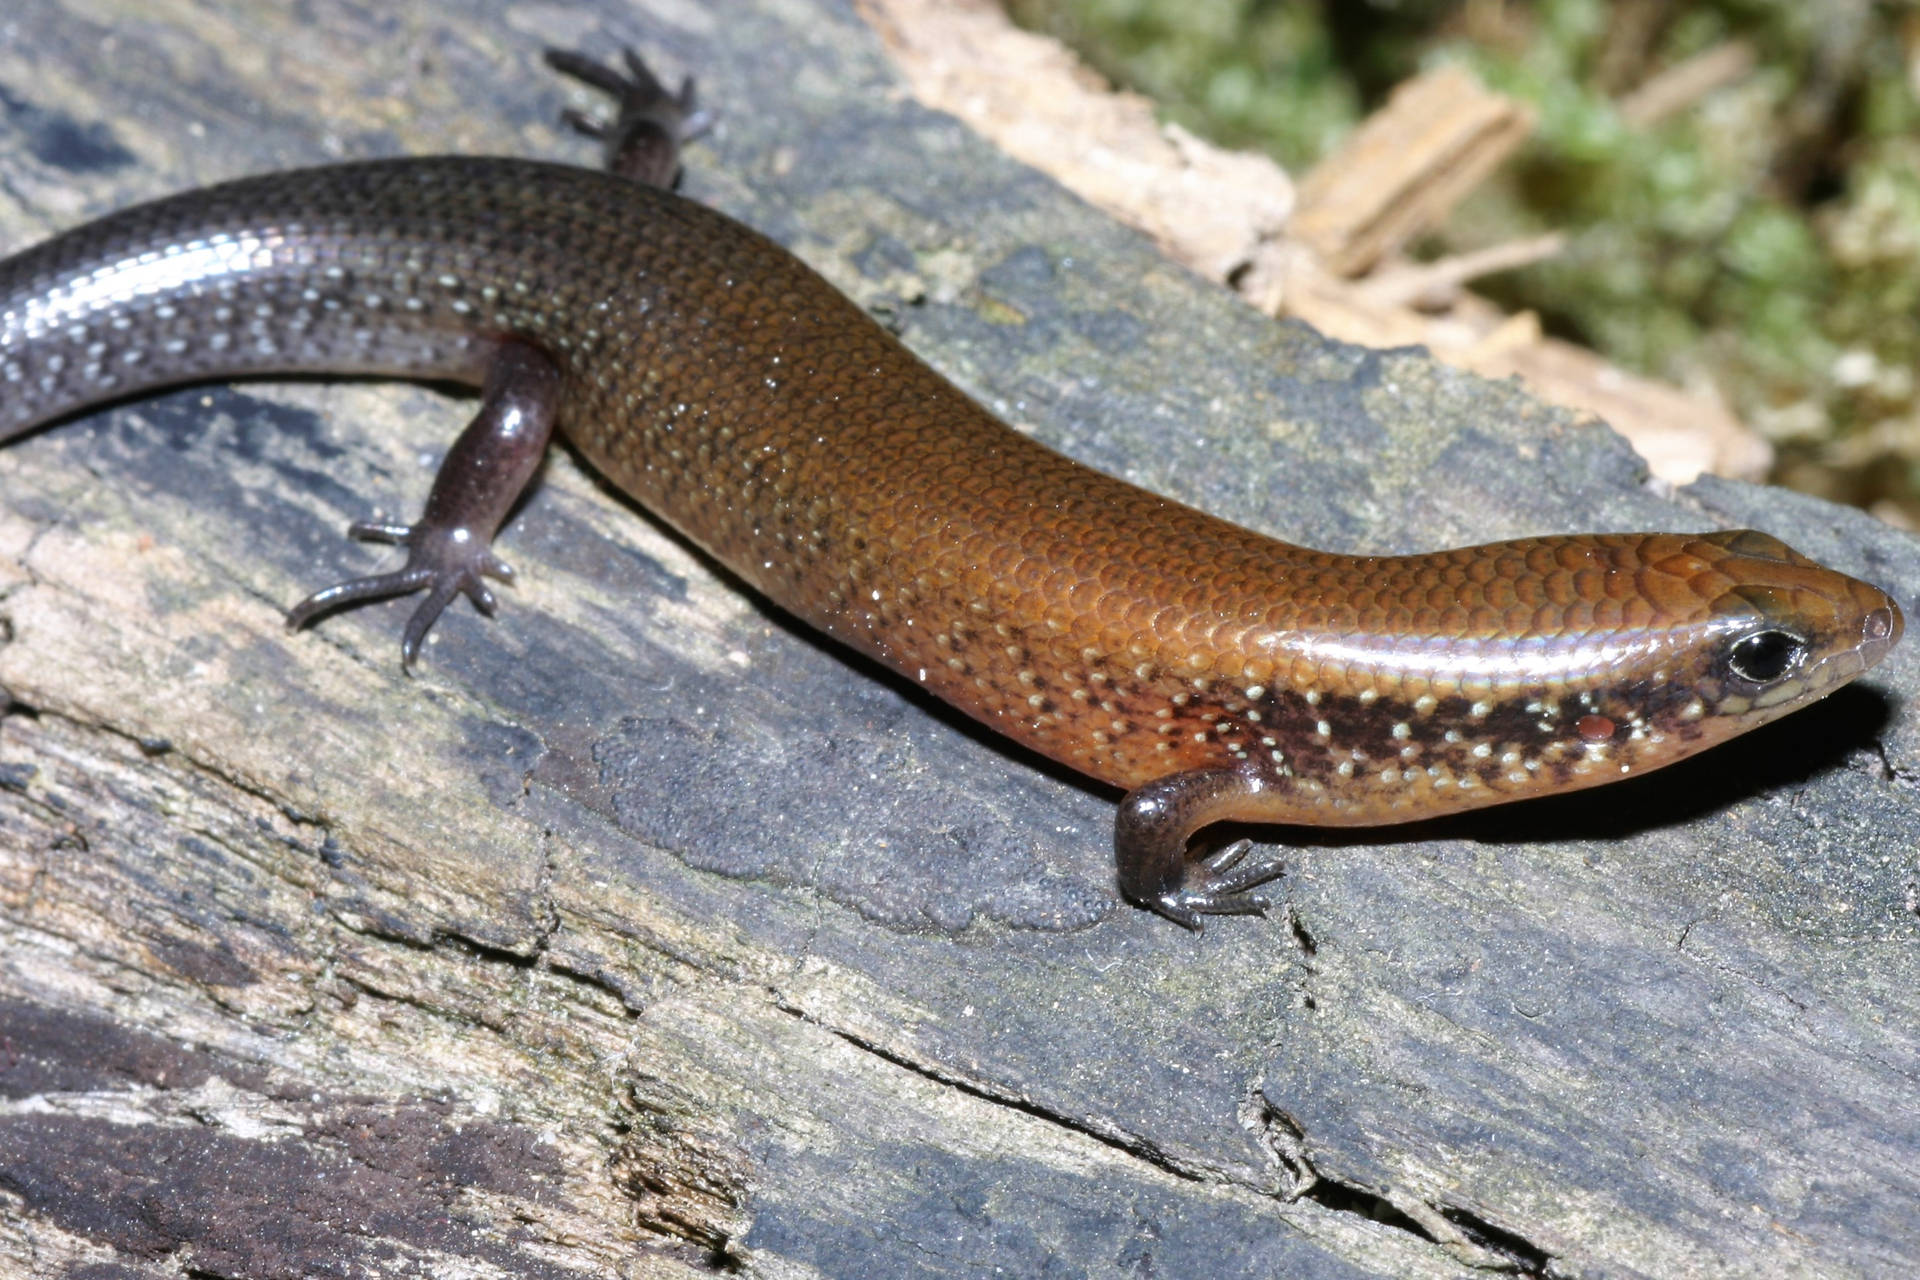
1003,0,1361,168
1008,0,1920,517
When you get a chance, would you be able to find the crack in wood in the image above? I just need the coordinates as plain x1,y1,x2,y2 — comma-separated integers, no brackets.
1247,1094,1554,1275
809,999,1559,1273
612,1067,755,1268
790,1004,1216,1180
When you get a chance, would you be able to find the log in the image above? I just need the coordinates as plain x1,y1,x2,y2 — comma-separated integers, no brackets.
1,1,1914,1276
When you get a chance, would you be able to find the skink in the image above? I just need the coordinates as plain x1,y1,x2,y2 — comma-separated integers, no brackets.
0,51,1902,926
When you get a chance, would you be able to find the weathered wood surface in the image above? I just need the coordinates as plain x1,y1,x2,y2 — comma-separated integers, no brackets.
0,1,1915,1276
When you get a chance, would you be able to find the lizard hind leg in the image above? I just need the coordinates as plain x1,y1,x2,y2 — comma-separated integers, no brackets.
544,46,709,188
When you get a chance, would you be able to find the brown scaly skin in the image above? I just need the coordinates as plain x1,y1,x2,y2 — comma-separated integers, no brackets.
0,52,1901,927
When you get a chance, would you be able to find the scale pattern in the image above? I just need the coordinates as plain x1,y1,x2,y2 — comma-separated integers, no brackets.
0,157,1901,828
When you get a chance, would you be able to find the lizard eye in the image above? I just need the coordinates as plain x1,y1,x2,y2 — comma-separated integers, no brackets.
1725,629,1807,685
